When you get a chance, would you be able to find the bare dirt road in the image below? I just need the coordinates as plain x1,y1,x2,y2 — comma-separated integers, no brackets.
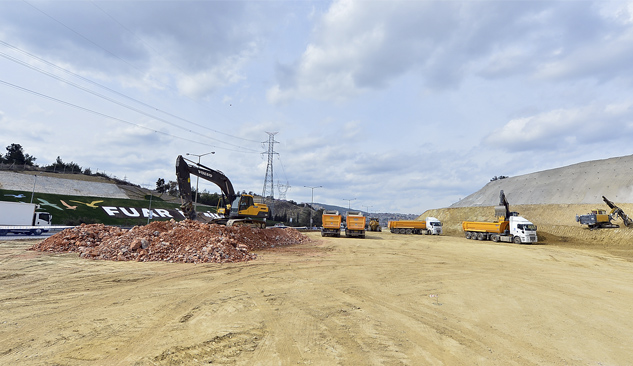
2,231,633,365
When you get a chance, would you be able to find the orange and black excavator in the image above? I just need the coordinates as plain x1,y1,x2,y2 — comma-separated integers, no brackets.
176,155,268,228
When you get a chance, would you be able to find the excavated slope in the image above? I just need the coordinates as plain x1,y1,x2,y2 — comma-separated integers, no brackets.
451,154,633,207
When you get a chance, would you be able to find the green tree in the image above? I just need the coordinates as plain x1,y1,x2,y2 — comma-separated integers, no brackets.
44,156,82,173
4,143,36,166
156,178,167,193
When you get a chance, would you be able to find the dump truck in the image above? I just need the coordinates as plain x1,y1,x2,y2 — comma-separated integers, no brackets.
0,201,52,235
345,211,366,238
462,190,537,244
388,217,443,235
321,210,342,237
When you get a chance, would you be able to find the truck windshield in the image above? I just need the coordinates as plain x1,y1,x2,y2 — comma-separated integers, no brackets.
431,222,442,226
518,224,537,231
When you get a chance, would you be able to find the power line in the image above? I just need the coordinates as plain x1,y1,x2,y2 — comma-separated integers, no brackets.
17,1,262,145
0,78,228,149
0,49,260,153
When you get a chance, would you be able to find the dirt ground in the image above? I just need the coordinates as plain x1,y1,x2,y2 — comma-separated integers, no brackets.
2,231,633,366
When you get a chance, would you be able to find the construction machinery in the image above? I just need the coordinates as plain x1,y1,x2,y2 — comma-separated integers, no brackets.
576,196,632,229
321,210,342,237
176,155,268,228
388,217,443,235
368,217,382,232
462,190,537,244
345,211,366,238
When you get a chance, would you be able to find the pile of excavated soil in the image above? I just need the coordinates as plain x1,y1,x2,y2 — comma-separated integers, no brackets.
30,220,311,263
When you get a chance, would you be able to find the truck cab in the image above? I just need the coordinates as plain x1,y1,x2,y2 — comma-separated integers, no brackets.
34,212,52,226
425,217,443,235
508,216,537,244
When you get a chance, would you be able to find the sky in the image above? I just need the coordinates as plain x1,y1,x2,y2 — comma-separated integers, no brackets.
2,0,633,214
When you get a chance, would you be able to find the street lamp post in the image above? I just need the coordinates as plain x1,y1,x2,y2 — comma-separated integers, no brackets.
304,185,322,228
30,174,37,204
343,198,356,211
186,152,215,210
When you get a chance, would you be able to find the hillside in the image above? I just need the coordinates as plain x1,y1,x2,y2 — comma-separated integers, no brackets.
420,154,633,257
451,154,633,207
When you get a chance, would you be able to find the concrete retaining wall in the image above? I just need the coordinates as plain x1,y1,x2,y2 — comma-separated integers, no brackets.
0,172,129,199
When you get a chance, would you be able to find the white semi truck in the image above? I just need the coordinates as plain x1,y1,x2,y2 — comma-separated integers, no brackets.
0,201,52,236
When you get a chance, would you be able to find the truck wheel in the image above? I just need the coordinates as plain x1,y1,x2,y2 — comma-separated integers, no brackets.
405,229,412,235
477,232,485,240
34,229,43,236
491,235,499,242
513,236,522,244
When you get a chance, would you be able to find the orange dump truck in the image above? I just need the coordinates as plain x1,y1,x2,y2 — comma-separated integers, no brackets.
345,211,366,238
388,217,443,235
321,210,341,237
462,216,537,244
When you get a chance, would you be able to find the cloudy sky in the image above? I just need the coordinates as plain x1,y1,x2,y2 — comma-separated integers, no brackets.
2,0,633,214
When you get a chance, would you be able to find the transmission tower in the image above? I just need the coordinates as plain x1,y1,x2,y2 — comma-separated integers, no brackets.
262,132,279,213
277,180,291,201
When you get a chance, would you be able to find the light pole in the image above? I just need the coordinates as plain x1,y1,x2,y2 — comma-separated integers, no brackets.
304,185,322,228
30,174,37,203
186,152,215,210
343,198,356,211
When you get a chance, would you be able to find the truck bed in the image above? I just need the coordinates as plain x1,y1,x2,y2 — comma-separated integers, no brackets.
462,221,509,234
388,220,427,230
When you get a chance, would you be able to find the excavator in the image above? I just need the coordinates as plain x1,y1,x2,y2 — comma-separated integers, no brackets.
576,196,632,229
175,155,269,228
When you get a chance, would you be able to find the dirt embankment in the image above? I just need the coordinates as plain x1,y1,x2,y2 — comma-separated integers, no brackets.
420,203,633,258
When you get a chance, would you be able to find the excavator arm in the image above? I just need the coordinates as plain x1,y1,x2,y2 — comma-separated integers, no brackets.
602,196,632,227
494,190,512,221
176,155,237,220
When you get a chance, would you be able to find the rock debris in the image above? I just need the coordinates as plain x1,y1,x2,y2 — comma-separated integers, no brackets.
30,220,311,263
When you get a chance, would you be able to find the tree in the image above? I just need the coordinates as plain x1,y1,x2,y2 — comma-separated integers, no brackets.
156,178,167,193
44,156,82,173
167,181,179,196
4,143,36,166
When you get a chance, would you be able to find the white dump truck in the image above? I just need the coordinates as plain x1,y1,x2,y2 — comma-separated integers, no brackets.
0,201,52,235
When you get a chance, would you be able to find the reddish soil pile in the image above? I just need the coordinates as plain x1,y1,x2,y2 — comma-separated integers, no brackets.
30,220,312,263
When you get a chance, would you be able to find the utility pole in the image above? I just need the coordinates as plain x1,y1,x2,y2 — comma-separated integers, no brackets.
304,185,322,228
186,151,215,210
262,132,279,215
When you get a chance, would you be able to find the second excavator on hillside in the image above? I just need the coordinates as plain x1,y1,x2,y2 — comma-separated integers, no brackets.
576,196,632,229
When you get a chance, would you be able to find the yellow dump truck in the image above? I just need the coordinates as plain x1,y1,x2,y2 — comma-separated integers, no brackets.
321,210,341,237
462,190,537,244
345,211,366,238
388,217,442,235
